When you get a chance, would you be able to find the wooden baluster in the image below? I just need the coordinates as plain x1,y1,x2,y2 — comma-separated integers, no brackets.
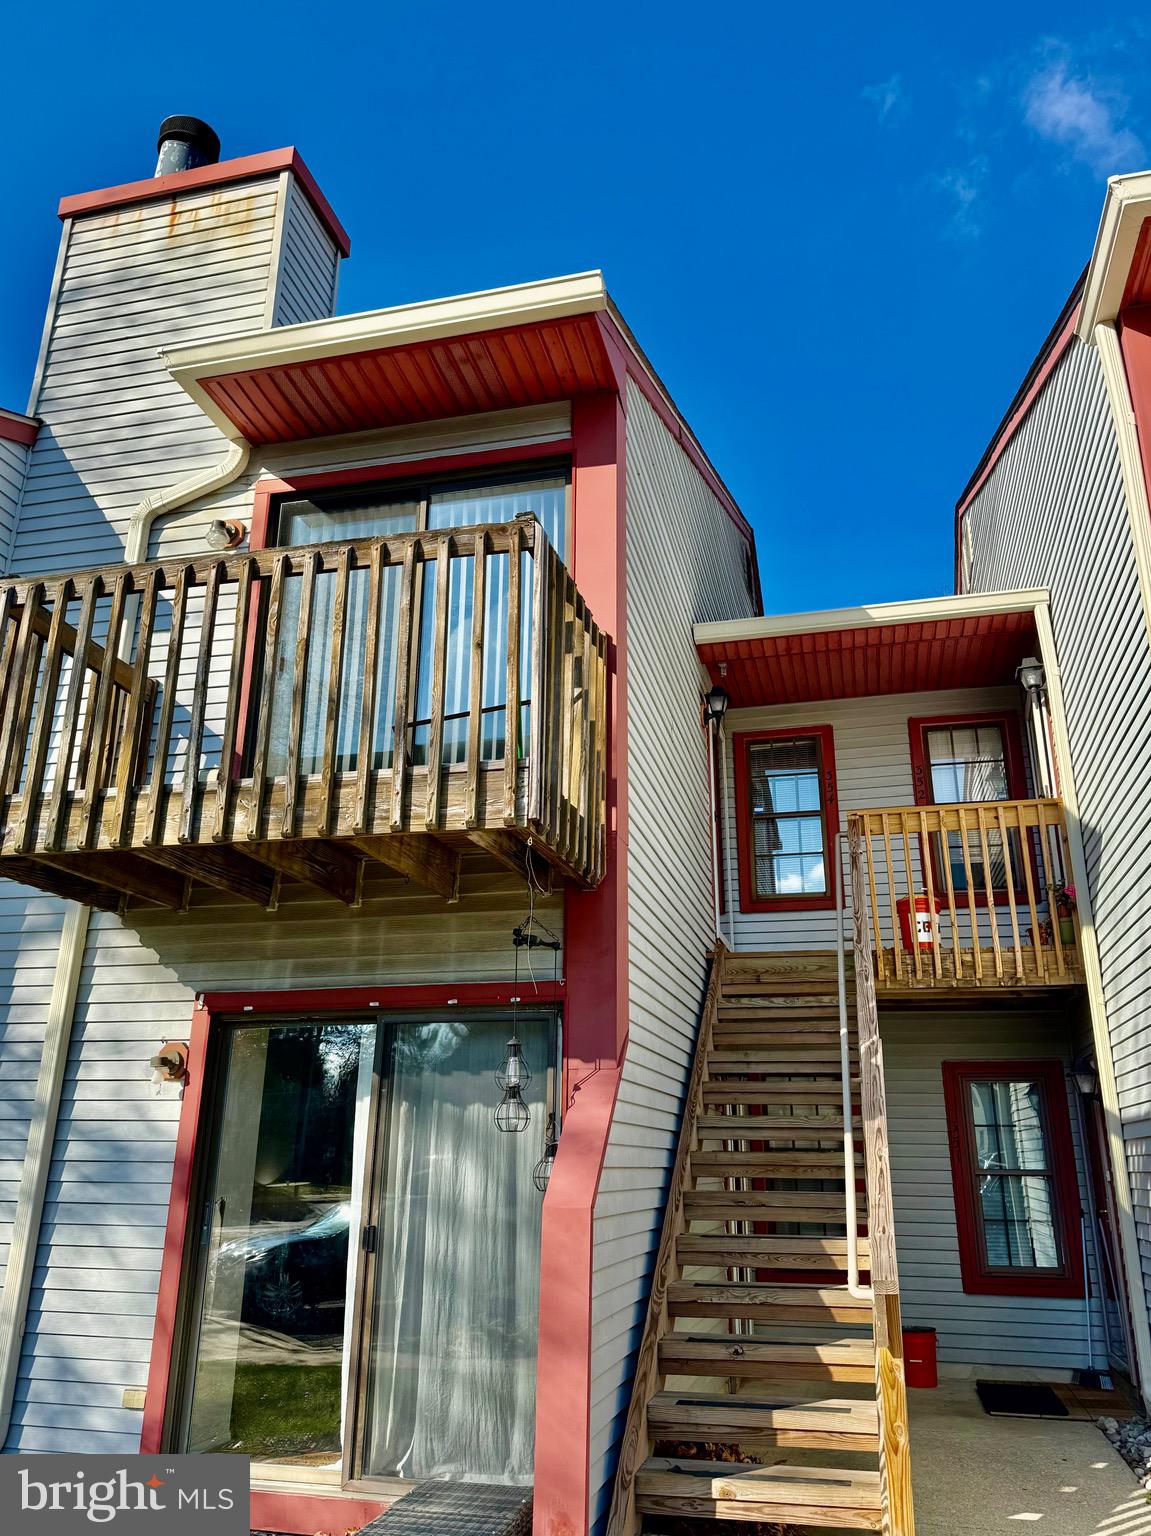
144,567,189,848
558,576,578,864
0,587,18,720
247,554,287,841
44,577,100,852
1020,802,1050,982
997,803,1025,981
879,810,903,982
281,550,317,839
526,536,548,830
975,806,1004,981
502,523,522,827
463,529,488,829
14,581,75,854
111,569,160,849
178,562,223,846
75,572,130,849
389,542,418,832
917,808,943,981
422,539,450,831
0,584,45,810
1054,808,1076,977
545,548,567,851
861,814,886,984
936,807,963,982
352,542,384,836
955,805,982,982
317,547,350,837
590,627,608,884
213,558,254,844
573,607,593,874
899,815,922,982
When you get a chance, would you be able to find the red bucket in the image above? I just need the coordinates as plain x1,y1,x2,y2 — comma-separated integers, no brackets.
896,893,942,951
903,1327,937,1389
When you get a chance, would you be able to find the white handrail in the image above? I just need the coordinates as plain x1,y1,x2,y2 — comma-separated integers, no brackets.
835,830,873,1302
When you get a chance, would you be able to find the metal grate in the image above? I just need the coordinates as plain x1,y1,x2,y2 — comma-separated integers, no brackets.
357,1480,533,1536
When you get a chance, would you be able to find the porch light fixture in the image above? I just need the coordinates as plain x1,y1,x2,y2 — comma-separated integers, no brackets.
704,683,730,727
1071,1060,1098,1099
204,517,246,551
533,1112,559,1192
495,1034,532,1133
1017,657,1046,696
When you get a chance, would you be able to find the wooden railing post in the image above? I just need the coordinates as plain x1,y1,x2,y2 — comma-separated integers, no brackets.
848,820,915,1536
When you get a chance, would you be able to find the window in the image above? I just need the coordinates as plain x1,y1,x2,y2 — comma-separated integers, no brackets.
943,1060,1083,1298
908,712,1028,896
734,726,838,912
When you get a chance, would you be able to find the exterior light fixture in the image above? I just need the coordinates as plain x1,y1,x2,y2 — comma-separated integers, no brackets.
149,1041,189,1083
704,683,730,727
533,1112,559,1192
495,1034,532,1133
205,518,246,551
1017,657,1046,695
1071,1060,1098,1099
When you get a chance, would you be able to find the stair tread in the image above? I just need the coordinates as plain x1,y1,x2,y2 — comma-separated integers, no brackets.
669,1280,872,1308
695,1114,849,1136
684,1189,859,1209
650,1391,879,1429
662,1330,876,1359
637,1457,882,1508
678,1235,869,1255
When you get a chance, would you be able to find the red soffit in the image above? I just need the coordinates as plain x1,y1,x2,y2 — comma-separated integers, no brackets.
199,314,616,444
698,610,1039,708
1123,217,1151,310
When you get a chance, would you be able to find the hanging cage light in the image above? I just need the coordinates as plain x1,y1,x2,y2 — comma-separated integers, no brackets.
533,1112,559,1191
495,1033,532,1133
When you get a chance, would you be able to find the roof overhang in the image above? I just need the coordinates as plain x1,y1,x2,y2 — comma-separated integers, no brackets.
0,407,38,448
696,589,1048,708
1078,171,1151,337
161,272,617,444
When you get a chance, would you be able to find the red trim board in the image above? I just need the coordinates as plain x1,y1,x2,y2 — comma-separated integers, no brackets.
732,724,839,914
57,146,351,257
0,410,37,448
943,1058,1085,1299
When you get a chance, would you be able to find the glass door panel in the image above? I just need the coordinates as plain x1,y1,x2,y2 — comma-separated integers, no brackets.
360,1012,551,1484
179,1020,375,1466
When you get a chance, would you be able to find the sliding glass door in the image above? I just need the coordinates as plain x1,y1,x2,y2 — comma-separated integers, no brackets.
175,1010,552,1487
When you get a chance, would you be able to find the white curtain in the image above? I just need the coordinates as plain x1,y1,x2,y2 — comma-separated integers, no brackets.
364,1014,549,1484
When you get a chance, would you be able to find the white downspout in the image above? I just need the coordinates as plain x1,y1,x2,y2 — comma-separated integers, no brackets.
0,438,251,1447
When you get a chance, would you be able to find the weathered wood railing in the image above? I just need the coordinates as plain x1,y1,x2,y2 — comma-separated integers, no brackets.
0,514,607,906
848,819,914,1536
848,798,1081,991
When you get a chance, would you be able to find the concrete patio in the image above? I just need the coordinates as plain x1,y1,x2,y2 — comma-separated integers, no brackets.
909,1380,1150,1535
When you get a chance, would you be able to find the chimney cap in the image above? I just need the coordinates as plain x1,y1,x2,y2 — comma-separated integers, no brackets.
156,116,221,163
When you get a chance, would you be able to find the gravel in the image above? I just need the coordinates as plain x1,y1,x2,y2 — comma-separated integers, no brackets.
1098,1414,1151,1491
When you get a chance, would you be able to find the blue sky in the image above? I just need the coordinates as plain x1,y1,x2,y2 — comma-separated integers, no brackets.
1,3,1148,612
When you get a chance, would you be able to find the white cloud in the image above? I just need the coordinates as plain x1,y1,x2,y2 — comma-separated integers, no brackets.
862,74,907,124
931,159,988,240
1023,59,1143,174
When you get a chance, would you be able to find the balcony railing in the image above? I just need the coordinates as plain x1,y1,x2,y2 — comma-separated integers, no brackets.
0,514,607,910
847,798,1082,992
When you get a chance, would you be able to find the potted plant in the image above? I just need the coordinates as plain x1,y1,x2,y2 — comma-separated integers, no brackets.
1051,882,1077,945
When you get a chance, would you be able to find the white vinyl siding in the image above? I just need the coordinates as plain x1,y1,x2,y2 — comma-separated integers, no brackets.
961,335,1151,1333
0,434,30,571
271,175,341,326
588,383,754,1532
883,1010,1107,1374
721,686,1022,951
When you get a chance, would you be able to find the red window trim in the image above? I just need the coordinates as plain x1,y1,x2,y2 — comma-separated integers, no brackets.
140,979,566,1499
733,724,839,913
942,1058,1084,1299
907,711,1030,908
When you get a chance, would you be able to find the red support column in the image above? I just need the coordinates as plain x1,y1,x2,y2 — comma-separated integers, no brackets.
533,390,629,1536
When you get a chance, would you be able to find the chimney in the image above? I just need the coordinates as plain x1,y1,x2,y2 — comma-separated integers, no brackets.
154,115,221,177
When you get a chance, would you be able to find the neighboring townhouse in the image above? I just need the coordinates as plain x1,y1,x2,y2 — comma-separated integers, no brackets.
0,120,759,1536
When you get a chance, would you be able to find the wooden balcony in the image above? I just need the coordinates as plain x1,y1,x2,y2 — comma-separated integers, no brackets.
847,798,1083,995
0,515,607,912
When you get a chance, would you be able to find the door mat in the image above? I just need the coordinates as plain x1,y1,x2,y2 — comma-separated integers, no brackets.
976,1380,1071,1419
357,1480,532,1536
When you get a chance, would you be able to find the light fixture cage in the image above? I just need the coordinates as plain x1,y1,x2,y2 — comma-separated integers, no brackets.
495,1087,531,1133
704,683,730,726
533,1113,559,1191
495,1035,532,1093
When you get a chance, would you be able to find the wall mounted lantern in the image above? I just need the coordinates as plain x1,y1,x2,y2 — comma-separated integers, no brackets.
704,683,730,727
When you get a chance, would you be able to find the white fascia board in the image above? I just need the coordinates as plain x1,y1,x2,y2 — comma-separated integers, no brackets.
694,588,1051,647
162,271,608,380
1078,173,1151,340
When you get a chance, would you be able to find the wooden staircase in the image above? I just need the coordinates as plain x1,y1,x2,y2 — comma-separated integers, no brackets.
606,938,914,1535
